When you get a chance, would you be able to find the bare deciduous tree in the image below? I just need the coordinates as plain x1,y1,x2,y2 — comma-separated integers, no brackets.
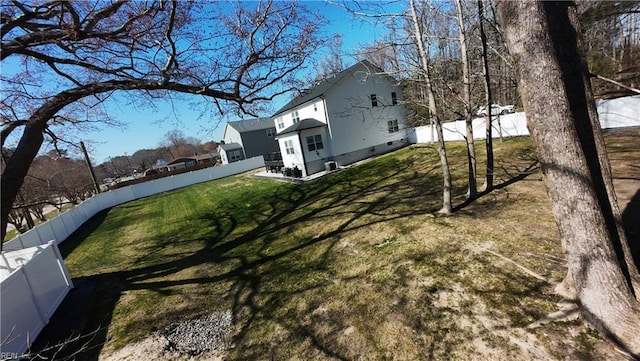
409,0,452,214
454,0,477,199
1,0,324,241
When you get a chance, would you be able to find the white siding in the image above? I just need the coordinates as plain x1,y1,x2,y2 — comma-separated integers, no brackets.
222,124,243,146
302,128,330,159
324,70,408,156
219,147,229,164
276,99,328,134
278,133,306,174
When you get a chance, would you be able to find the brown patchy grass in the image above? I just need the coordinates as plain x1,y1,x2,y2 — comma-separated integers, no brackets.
58,129,639,361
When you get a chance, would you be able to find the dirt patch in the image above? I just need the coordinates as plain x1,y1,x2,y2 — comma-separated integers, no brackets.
100,311,232,361
101,334,225,361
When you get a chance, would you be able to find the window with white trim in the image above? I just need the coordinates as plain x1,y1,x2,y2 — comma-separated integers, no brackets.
388,119,399,133
276,117,284,129
229,149,243,161
306,134,324,151
292,111,300,123
285,139,295,154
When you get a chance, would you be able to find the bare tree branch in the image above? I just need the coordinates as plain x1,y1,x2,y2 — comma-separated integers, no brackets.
0,0,325,241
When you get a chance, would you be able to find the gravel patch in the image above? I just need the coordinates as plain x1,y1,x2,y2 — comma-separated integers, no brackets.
161,310,233,356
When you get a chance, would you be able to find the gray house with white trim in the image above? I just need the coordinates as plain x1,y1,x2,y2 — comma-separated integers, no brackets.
219,118,279,165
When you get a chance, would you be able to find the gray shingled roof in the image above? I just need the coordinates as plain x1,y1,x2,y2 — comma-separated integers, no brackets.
273,60,383,117
227,117,275,133
277,118,327,136
218,142,243,151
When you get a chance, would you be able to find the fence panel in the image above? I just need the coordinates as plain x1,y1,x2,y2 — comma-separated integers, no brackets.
184,170,210,185
47,216,70,243
149,176,178,194
130,181,156,199
12,230,42,249
79,197,101,220
59,210,78,234
0,270,45,355
2,235,24,251
22,245,72,319
67,206,85,230
0,243,72,356
103,187,136,208
34,222,56,247
598,95,640,129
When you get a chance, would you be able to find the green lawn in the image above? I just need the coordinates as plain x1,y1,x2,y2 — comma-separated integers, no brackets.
59,132,638,360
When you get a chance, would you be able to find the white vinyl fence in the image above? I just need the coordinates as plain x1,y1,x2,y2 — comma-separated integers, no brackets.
0,156,265,356
1,241,73,356
409,95,640,144
3,156,265,251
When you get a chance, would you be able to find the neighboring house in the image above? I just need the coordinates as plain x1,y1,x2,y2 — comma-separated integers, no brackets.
220,117,279,165
165,153,219,170
273,60,410,177
145,153,219,175
218,142,248,165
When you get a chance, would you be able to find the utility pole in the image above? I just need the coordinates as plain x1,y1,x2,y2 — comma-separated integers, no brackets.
80,141,100,194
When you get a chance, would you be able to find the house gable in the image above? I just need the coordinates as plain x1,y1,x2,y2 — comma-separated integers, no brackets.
222,118,279,159
321,63,408,157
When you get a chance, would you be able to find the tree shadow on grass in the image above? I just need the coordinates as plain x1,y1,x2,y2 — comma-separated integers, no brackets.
30,153,445,361
453,159,540,212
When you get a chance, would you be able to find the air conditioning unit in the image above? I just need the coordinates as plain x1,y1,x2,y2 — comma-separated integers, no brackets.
324,161,337,171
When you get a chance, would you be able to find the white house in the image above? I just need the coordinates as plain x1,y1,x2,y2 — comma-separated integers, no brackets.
273,60,410,177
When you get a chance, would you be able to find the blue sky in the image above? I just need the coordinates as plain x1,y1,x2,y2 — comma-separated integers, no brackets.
5,1,404,164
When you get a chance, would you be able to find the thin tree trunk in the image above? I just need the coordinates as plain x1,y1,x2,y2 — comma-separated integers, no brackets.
455,0,477,199
19,194,35,230
496,0,640,354
409,0,452,213
478,0,494,192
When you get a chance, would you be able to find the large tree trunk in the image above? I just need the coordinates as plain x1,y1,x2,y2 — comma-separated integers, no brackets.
496,0,640,355
454,0,477,199
1,122,46,245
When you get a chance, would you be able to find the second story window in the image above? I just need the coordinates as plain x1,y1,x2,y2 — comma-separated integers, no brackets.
266,128,276,137
391,92,398,105
276,117,284,129
388,119,399,133
285,139,295,154
371,94,377,107
292,110,300,123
